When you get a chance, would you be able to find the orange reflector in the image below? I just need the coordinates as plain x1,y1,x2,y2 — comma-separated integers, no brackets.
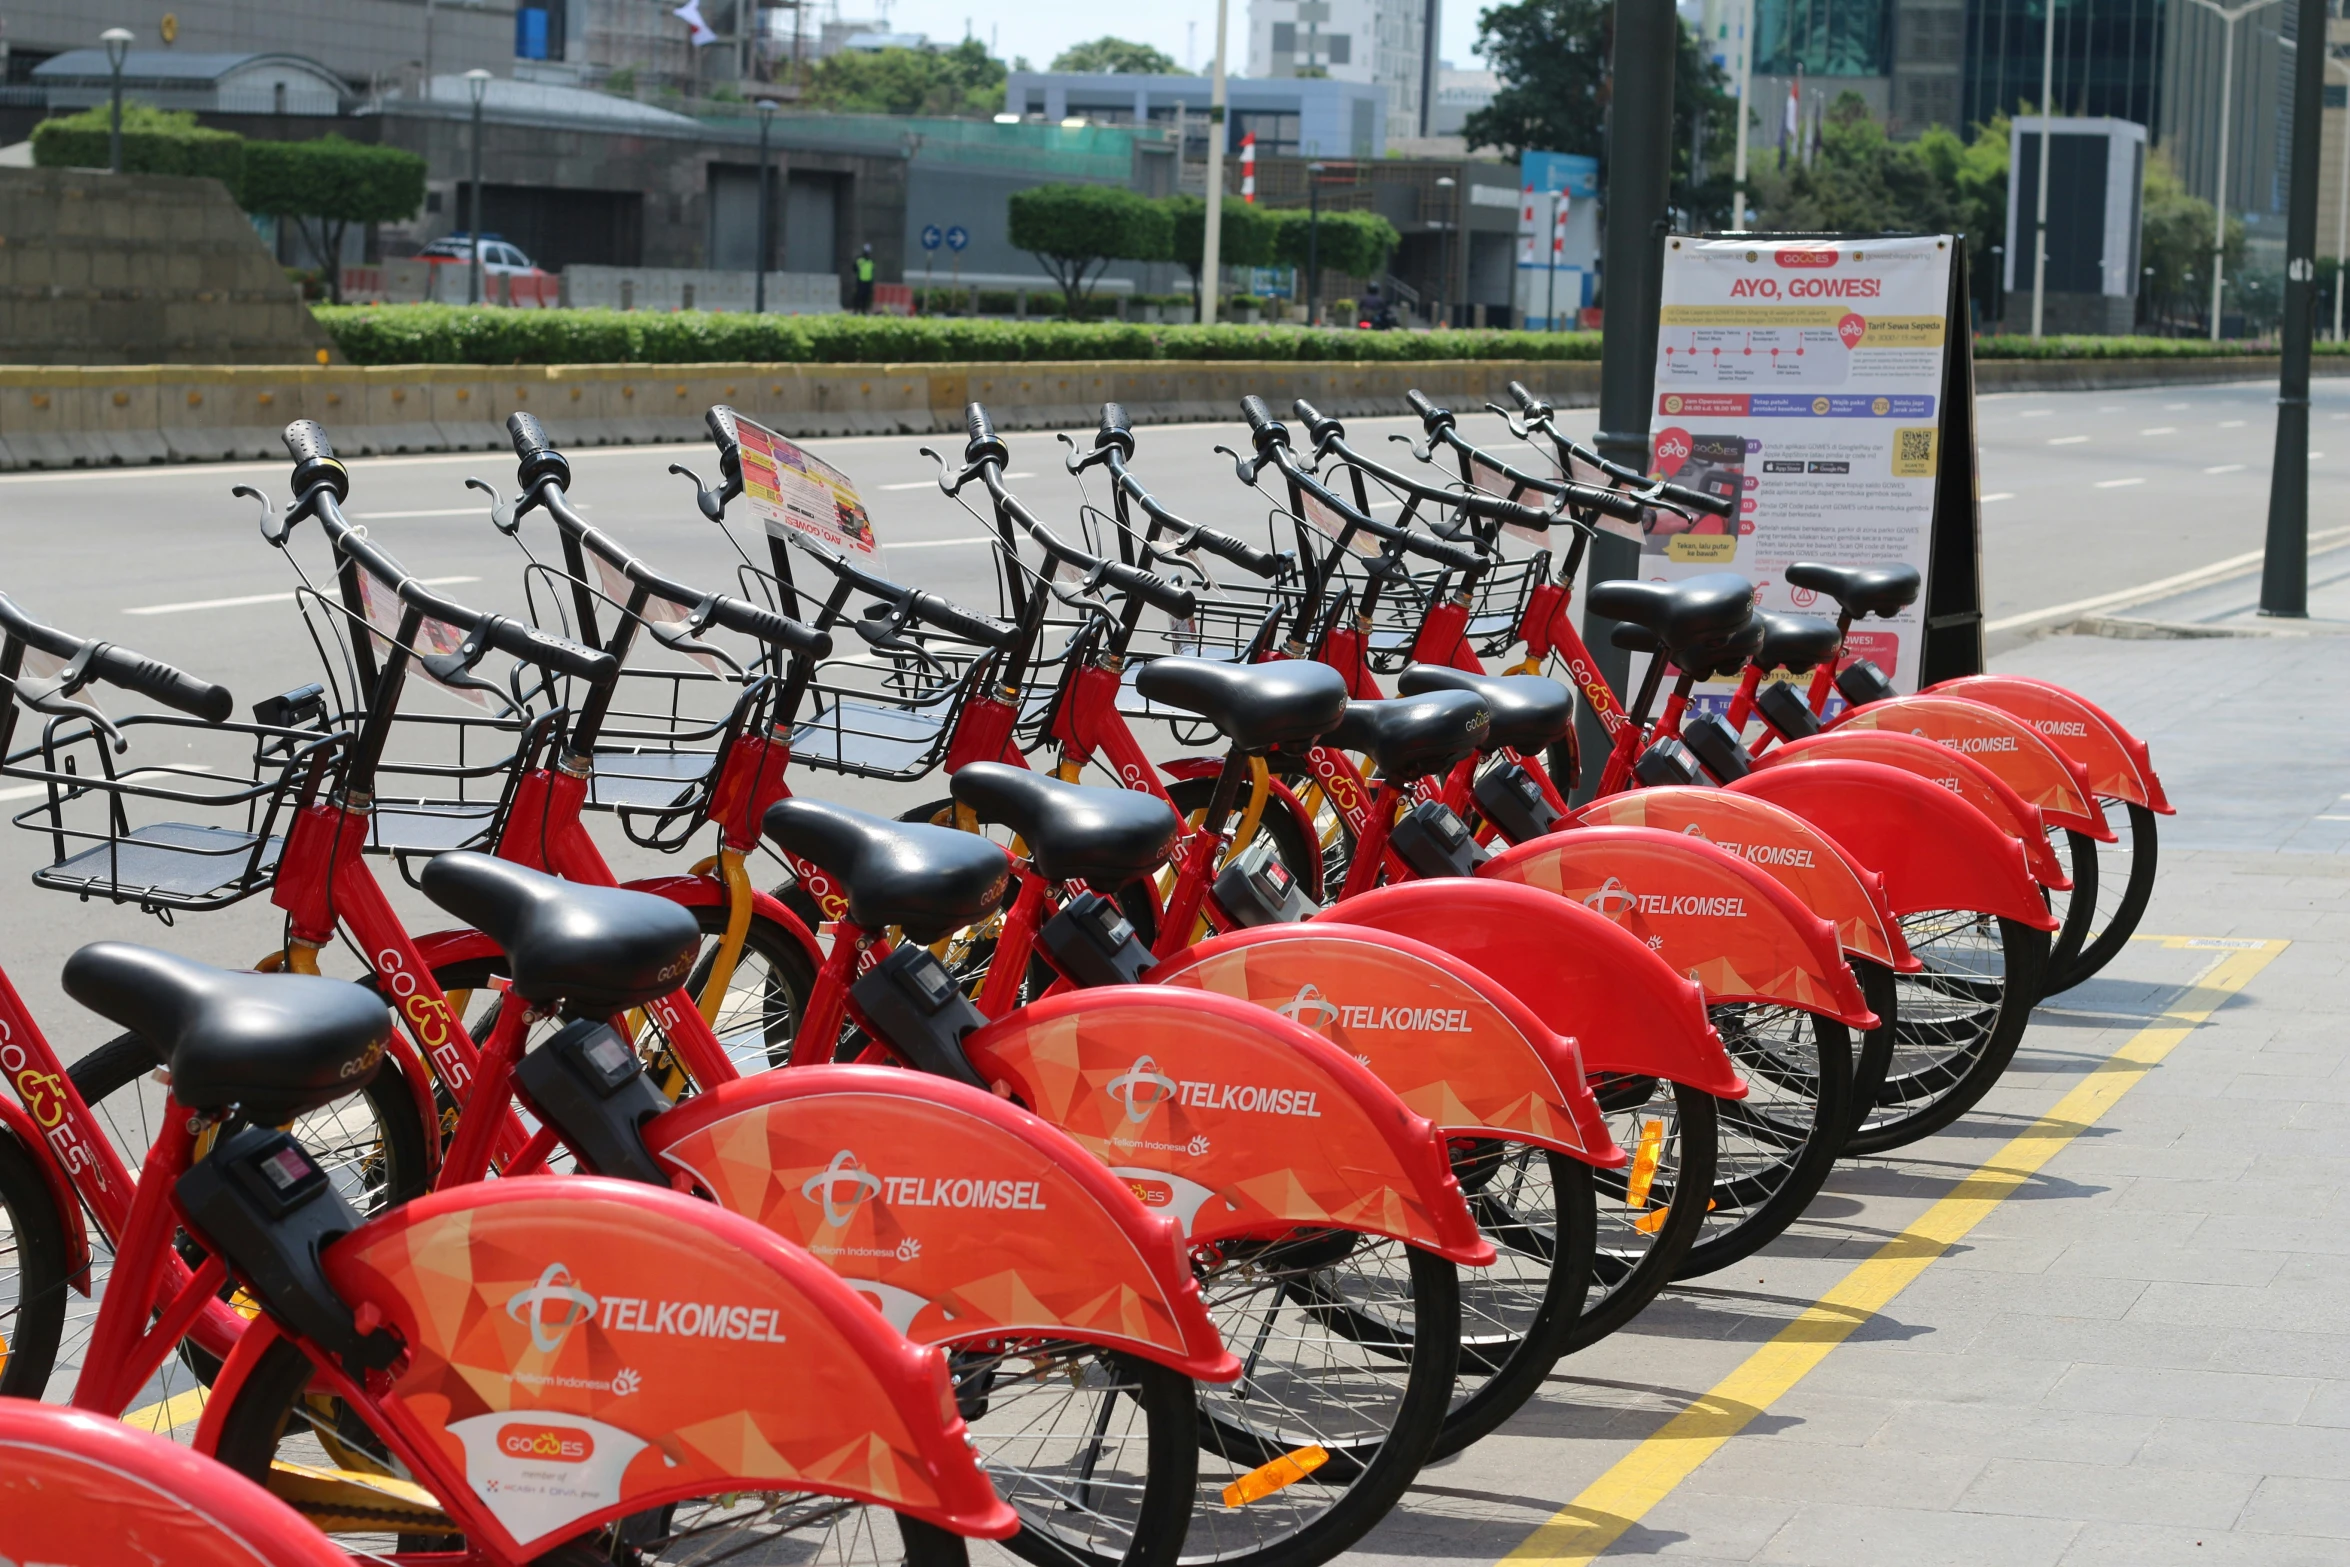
1221,1444,1329,1508
1624,1119,1665,1208
1633,1204,1672,1234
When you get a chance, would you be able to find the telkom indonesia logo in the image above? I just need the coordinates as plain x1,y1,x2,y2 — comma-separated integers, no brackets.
1583,876,1638,921
1275,983,1341,1029
802,1148,883,1227
1107,1055,1179,1125
506,1262,599,1354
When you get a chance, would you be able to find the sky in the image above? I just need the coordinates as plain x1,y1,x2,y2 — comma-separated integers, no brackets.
862,0,1491,75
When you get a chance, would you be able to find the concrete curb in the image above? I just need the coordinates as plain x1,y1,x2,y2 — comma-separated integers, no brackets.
0,353,2339,469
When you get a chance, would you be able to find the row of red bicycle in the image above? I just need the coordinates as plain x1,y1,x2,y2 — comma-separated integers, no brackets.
0,387,2165,1566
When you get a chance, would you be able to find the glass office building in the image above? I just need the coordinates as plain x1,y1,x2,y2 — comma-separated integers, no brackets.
1755,0,1892,76
1963,0,2165,132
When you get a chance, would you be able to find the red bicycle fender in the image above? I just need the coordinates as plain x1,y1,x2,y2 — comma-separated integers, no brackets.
1832,694,2112,841
1477,826,1878,1029
645,1067,1238,1382
619,874,825,972
0,1097,89,1292
1161,756,1321,864
2,1400,348,1565
320,1176,1018,1550
1756,730,2071,887
963,988,1493,1266
1731,760,2060,930
1572,788,1916,973
1929,673,2171,813
1149,925,1626,1167
1328,881,1745,1099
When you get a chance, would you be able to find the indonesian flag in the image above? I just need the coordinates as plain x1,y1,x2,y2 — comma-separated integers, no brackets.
1552,191,1569,258
674,0,719,45
1519,184,1537,265
1240,132,1257,204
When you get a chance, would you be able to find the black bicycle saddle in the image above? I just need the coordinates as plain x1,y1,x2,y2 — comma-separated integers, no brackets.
951,763,1181,889
1785,562,1920,620
1752,612,1842,674
763,798,1010,942
419,853,702,1014
1396,668,1571,753
1586,572,1756,646
61,944,390,1124
1133,656,1350,754
1327,690,1492,782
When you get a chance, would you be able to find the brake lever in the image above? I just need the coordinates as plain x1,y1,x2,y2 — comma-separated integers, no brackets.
1213,444,1264,486
1484,402,1543,442
668,463,729,523
235,484,292,548
1390,430,1443,465
647,614,747,677
13,642,128,753
855,602,952,681
466,477,520,537
915,446,989,498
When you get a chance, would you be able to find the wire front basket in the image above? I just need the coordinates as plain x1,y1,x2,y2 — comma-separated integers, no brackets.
6,711,343,914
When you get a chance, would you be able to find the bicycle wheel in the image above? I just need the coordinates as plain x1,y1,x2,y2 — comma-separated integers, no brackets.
1846,912,2049,1155
1566,1077,1717,1354
2038,827,2100,1000
2048,802,2159,995
1181,1235,1457,1567
1428,1146,1594,1458
958,1343,1197,1567
0,1122,70,1399
1846,959,1899,1148
209,1332,964,1564
1166,775,1328,905
1675,1007,1852,1279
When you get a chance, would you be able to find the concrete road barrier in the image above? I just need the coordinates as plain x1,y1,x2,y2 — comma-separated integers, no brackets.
0,354,2338,468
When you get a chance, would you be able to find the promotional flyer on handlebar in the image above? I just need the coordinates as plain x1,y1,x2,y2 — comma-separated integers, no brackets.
1640,235,1955,709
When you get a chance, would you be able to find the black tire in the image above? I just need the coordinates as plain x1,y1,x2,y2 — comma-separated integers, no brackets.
0,1123,70,1399
2039,827,2100,998
1846,959,1899,1148
1675,1008,1852,1279
212,1334,965,1563
1566,1077,1717,1353
2048,802,2159,994
1429,1148,1595,1458
978,1347,1198,1567
1846,913,2050,1155
1182,1238,1457,1567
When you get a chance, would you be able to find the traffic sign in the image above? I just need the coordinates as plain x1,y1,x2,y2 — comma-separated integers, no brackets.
921,225,944,251
945,225,969,252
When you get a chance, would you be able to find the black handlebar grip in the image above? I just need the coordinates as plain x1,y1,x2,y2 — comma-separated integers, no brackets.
1103,561,1198,621
1507,381,1549,416
1291,398,1343,446
1564,483,1647,523
1195,529,1283,580
1658,478,1735,519
705,404,742,453
281,420,350,503
1405,388,1439,420
90,645,235,723
963,401,1010,467
1238,395,1288,453
506,411,571,490
480,617,616,688
911,590,1019,652
1094,401,1135,458
708,595,835,660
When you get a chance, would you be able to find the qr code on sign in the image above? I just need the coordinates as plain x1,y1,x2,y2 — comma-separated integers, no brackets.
1891,426,1937,477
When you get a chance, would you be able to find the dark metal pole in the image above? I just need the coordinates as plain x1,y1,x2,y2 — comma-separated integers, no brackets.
109,63,123,173
467,94,485,306
755,104,775,313
1307,166,1322,325
2262,0,2327,617
1573,0,1679,798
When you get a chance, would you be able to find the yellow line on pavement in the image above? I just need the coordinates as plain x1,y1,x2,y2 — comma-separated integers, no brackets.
1501,936,2290,1566
122,1385,208,1436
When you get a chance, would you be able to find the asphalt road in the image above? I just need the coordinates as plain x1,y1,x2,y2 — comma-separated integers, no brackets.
0,376,2340,1052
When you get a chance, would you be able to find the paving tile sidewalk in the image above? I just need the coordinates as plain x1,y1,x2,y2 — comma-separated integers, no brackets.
1339,624,2348,1566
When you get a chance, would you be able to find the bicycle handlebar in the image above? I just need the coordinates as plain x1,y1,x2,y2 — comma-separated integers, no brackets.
0,592,235,721
803,541,1021,650
278,422,617,688
1090,419,1283,581
1497,386,1735,520
1095,401,1136,459
1251,421,1486,572
1295,396,1643,527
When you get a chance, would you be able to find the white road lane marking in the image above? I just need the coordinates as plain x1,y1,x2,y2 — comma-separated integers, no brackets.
2094,477,2145,489
125,576,479,615
1981,492,2016,502
2019,409,2054,417
2047,435,2090,445
882,537,996,550
2140,426,2177,435
877,472,1032,491
2205,464,2247,475
2220,419,2247,428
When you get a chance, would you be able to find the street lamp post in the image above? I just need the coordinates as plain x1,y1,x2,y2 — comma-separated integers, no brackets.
2328,49,2350,340
1433,174,1455,328
1305,162,1324,325
2259,0,2328,618
2186,0,2283,342
102,28,132,174
1730,0,1752,228
465,69,491,306
754,94,778,313
1200,0,1231,325
2028,0,2056,337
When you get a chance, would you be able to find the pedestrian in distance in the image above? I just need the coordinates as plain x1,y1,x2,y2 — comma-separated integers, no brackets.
854,243,875,313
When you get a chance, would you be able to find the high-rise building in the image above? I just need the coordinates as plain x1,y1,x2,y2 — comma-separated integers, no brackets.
1965,0,2164,134
1248,0,1436,145
2158,0,2293,248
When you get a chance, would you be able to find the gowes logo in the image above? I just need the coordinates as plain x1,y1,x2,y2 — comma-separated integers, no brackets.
1776,248,1838,267
803,1148,882,1226
507,1262,598,1354
1108,1055,1179,1125
498,1421,595,1464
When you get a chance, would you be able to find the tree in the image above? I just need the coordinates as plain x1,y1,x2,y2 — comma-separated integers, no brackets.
806,38,1007,117
1165,195,1278,311
1050,37,1181,74
2141,148,2240,332
1008,183,1173,315
1270,207,1401,282
241,137,427,303
1462,0,1736,225
1750,93,1957,236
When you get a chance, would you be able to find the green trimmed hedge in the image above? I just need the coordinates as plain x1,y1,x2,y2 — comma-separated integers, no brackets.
312,305,1609,366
